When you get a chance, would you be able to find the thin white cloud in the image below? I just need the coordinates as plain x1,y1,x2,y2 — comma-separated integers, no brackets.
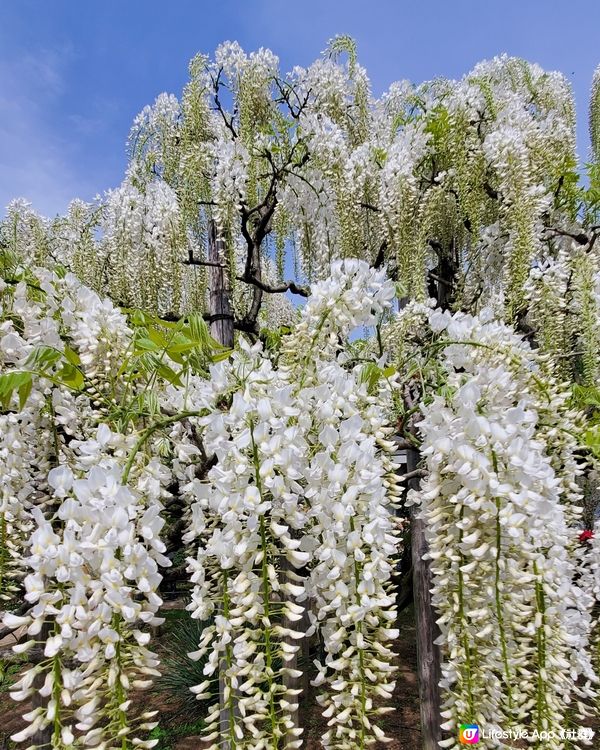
0,46,99,217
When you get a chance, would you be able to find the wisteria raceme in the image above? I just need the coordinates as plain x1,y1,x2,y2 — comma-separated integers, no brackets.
483,124,552,319
8,430,169,749
410,306,594,749
0,267,184,748
51,199,103,291
524,235,600,387
0,199,50,269
524,249,571,377
0,270,100,601
591,64,600,164
282,262,401,749
101,179,188,317
182,260,402,749
183,344,311,749
300,358,400,749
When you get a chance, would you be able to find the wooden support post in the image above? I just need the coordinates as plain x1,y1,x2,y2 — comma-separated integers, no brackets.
207,219,234,349
405,447,443,750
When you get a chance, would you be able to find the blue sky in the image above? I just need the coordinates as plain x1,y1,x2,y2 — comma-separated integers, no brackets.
1,0,599,217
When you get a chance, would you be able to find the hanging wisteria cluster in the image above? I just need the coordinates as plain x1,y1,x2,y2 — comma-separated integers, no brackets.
173,260,401,749
123,41,580,319
403,304,595,748
0,267,186,748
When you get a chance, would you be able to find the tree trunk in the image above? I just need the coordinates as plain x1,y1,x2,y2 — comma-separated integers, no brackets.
405,448,443,750
208,220,234,348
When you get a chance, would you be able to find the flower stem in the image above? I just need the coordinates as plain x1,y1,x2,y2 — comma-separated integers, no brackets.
491,451,513,710
349,516,367,750
250,424,279,749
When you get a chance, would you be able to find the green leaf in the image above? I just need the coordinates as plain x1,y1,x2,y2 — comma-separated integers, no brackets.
424,106,451,146
154,316,185,331
134,337,161,352
0,371,32,410
573,384,600,408
166,331,196,351
18,378,33,409
359,363,382,394
187,313,211,351
144,390,160,417
155,362,184,387
63,345,81,366
148,327,169,348
211,350,231,363
24,345,62,369
126,309,154,327
0,371,32,395
57,363,84,390
165,349,186,365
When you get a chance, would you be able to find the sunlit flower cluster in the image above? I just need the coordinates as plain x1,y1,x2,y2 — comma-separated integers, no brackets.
182,260,402,749
411,306,594,749
8,428,169,748
0,267,176,748
101,179,188,317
